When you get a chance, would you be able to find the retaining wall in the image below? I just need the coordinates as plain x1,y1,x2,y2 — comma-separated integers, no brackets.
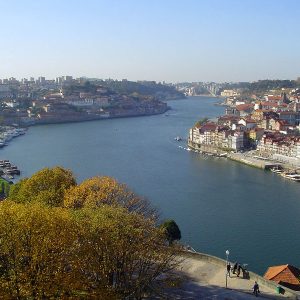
180,250,299,299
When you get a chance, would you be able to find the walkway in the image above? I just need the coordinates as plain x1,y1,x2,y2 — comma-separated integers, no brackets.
162,254,292,299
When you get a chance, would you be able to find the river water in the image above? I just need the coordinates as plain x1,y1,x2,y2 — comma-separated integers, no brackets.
2,96,299,274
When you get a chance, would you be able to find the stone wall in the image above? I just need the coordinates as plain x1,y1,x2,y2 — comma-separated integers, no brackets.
181,250,299,299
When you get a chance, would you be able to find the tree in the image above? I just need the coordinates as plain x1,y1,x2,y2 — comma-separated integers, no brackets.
2,168,179,298
160,219,181,244
64,176,157,219
8,166,76,207
194,117,209,127
0,201,81,299
74,206,176,299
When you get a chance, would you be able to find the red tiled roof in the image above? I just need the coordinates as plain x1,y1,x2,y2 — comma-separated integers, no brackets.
236,104,254,111
264,265,288,280
201,123,217,131
261,101,279,107
266,95,282,101
276,120,289,125
264,265,300,289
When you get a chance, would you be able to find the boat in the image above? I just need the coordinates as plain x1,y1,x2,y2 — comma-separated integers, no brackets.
282,174,300,182
174,136,182,141
271,167,283,174
280,171,300,182
290,176,300,182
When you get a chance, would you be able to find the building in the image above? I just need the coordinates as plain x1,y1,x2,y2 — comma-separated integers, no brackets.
264,265,300,291
277,111,298,126
65,98,94,107
220,89,240,97
238,118,257,130
228,131,245,150
257,133,300,164
225,107,240,116
248,128,264,143
189,123,245,151
235,103,254,117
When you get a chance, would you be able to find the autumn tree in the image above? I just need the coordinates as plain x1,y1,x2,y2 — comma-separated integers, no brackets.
0,201,82,299
8,166,76,207
64,176,157,219
74,206,176,299
1,167,179,298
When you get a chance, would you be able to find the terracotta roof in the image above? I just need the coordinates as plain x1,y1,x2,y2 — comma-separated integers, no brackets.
200,123,217,132
264,265,288,280
266,95,282,101
261,101,279,107
236,104,254,111
264,265,300,290
276,120,289,125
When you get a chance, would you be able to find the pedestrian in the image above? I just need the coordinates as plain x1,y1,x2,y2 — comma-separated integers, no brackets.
227,263,231,277
232,262,237,274
253,281,260,297
237,264,241,277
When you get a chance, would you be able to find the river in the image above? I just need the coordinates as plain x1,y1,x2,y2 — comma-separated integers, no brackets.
2,96,300,274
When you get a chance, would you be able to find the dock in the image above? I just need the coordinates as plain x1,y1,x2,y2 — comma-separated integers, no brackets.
0,160,21,182
227,153,282,170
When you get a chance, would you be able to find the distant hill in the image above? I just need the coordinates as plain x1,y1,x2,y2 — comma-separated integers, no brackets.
87,79,185,100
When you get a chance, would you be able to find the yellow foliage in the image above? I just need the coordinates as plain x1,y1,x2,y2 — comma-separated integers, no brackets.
0,201,79,298
0,168,177,298
8,166,76,207
73,205,176,299
64,176,157,219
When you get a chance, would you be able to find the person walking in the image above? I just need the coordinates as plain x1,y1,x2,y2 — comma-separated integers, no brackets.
253,281,260,297
227,263,231,277
232,262,238,274
237,264,242,277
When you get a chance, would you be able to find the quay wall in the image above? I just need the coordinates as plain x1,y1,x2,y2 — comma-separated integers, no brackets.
180,250,299,299
188,140,229,155
227,153,268,169
188,140,280,170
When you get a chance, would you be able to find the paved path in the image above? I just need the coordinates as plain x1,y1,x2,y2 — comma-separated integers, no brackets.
163,256,290,299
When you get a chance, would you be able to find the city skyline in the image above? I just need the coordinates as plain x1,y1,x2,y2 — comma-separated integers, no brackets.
1,0,300,82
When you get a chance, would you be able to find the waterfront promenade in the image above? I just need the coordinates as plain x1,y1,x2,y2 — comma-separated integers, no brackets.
164,251,298,299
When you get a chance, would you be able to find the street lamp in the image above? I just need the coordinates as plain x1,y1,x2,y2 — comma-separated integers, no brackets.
225,250,230,288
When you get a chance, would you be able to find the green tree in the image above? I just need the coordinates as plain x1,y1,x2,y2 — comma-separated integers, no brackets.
194,117,209,127
161,219,181,244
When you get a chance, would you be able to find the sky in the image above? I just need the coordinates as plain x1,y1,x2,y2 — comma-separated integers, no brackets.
1,0,300,82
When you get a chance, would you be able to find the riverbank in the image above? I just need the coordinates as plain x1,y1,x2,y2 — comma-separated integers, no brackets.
187,140,299,176
19,105,170,127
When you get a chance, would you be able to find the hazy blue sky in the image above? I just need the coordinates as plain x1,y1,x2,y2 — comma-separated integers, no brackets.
1,0,300,82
